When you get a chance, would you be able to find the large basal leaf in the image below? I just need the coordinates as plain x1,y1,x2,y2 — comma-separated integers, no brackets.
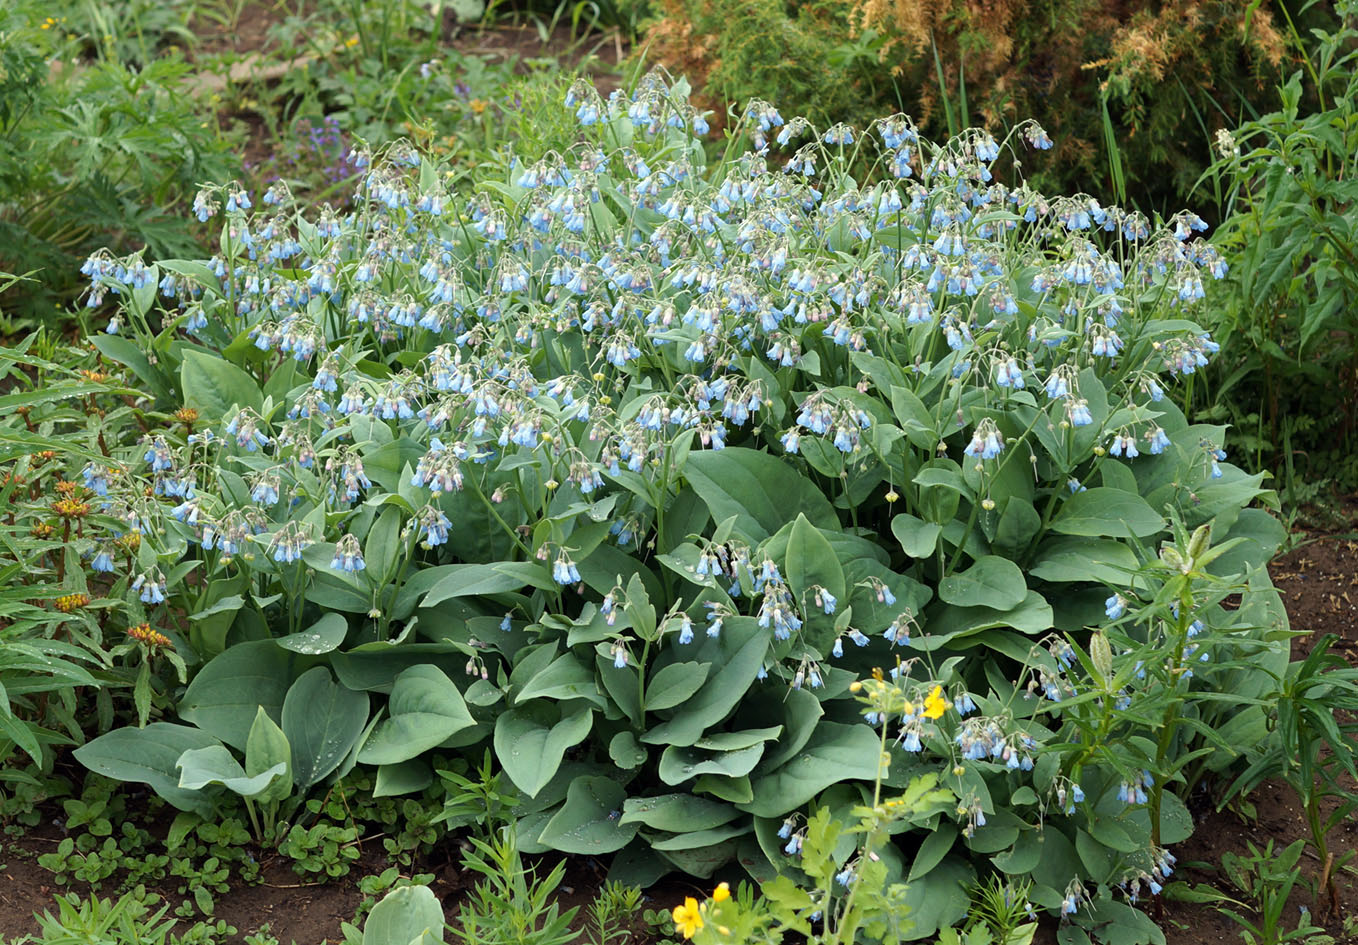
1049,488,1164,539
642,617,769,747
937,555,1027,610
1207,508,1285,579
330,644,465,693
180,347,264,420
276,613,349,655
178,640,293,750
515,652,607,709
740,722,882,817
357,665,476,765
784,514,847,623
914,590,1054,651
73,724,222,816
536,775,639,854
656,840,741,879
244,707,293,803
755,689,824,771
620,793,743,832
493,702,594,798
898,856,972,940
643,662,710,712
1029,537,1139,586
282,667,372,790
649,822,752,851
362,885,445,945
683,448,837,542
177,744,287,799
658,743,765,785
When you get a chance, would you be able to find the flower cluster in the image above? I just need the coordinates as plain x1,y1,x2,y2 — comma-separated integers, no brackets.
59,73,1254,921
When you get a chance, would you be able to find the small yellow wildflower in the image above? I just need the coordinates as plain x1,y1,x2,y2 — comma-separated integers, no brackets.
469,99,488,115
672,897,704,939
712,882,730,903
923,685,948,720
52,497,91,519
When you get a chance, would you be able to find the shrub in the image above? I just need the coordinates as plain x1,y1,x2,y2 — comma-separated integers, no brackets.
1194,1,1358,496
0,0,242,325
640,0,1291,210
34,75,1289,936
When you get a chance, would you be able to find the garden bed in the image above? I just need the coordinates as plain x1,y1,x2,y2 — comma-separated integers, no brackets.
5,2,1358,943
0,520,1355,944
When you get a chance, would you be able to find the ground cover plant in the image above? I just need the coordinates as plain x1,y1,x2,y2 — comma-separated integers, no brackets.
0,60,1311,942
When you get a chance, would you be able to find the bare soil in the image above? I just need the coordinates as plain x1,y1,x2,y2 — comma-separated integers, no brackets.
1160,504,1358,944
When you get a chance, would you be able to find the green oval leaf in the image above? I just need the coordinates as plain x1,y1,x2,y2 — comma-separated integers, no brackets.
357,666,475,765
178,641,292,750
73,724,222,816
362,885,445,945
1050,487,1165,538
276,613,349,655
938,555,1028,610
180,348,264,420
643,662,710,712
683,448,838,543
282,667,370,790
245,707,293,803
178,745,286,799
740,722,882,817
493,703,594,798
537,775,639,854
620,793,742,832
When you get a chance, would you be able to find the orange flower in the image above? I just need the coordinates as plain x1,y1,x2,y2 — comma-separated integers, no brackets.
52,497,91,519
127,624,172,648
54,593,90,613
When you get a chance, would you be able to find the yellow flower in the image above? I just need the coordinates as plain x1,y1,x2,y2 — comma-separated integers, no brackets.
923,685,948,720
713,882,730,903
673,898,704,939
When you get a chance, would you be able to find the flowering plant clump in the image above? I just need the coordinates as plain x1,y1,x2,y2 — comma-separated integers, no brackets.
41,71,1288,934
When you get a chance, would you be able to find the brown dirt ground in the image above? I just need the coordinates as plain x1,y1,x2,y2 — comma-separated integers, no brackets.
0,818,692,943
1159,502,1358,944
